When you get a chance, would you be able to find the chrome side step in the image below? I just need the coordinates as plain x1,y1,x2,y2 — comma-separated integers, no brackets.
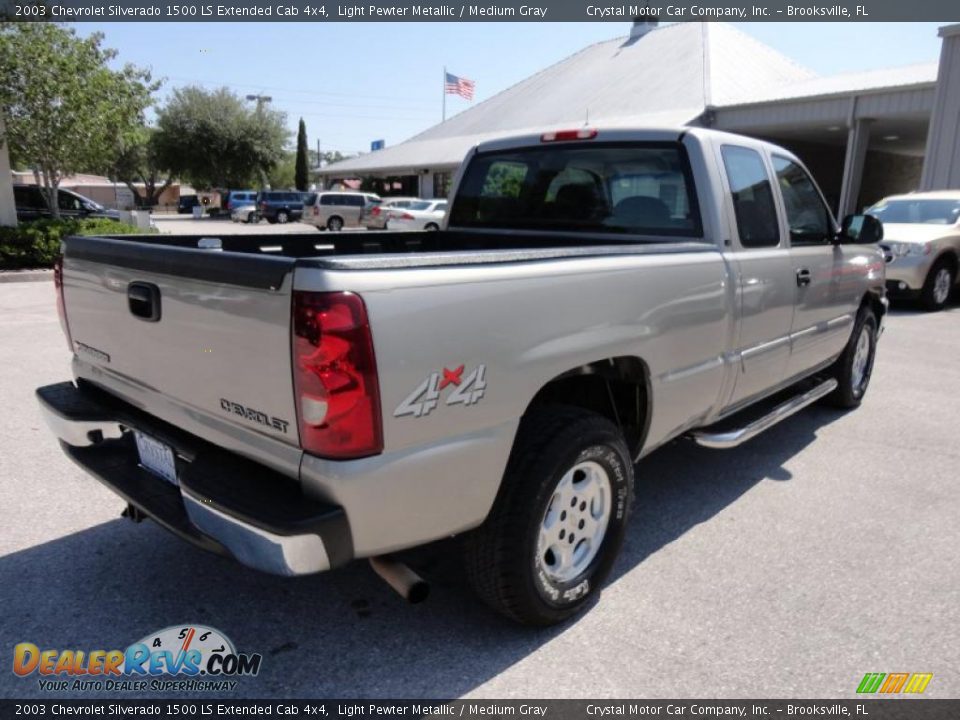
691,379,838,449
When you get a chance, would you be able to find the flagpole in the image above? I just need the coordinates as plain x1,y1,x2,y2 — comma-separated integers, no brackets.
442,66,446,123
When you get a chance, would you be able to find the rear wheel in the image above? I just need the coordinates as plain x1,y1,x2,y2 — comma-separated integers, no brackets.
465,406,633,626
920,258,955,312
276,210,290,224
425,223,439,231
825,307,877,409
327,216,344,232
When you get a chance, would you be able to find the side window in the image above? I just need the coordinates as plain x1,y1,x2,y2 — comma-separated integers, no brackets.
721,145,780,248
58,192,82,211
772,155,833,245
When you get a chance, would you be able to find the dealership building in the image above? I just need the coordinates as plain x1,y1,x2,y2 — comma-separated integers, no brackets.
316,21,960,217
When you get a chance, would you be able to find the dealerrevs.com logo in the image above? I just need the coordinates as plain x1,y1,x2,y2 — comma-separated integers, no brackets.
13,625,262,693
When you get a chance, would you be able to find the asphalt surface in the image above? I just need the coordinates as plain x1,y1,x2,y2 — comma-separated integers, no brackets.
0,280,957,700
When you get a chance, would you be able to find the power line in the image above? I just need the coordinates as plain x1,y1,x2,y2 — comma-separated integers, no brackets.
162,75,435,106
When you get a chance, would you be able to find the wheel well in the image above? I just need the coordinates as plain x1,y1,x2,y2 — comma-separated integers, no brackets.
525,357,650,459
862,291,886,321
935,251,959,275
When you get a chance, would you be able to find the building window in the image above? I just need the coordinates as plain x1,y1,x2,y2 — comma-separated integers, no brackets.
433,172,452,200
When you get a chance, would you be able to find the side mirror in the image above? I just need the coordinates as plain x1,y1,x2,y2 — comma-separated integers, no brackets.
841,214,883,244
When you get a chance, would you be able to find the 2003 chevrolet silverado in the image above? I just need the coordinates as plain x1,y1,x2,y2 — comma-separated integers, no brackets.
38,128,887,625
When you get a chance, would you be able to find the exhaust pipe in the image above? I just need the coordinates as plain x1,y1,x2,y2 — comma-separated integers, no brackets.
369,556,430,604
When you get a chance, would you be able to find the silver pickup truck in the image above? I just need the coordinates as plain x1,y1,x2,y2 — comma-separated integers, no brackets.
38,128,887,626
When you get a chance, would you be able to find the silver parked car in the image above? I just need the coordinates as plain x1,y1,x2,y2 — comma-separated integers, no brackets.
230,204,258,224
870,191,960,311
363,196,419,230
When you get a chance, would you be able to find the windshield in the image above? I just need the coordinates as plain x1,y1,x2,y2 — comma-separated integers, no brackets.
449,142,701,237
868,198,960,225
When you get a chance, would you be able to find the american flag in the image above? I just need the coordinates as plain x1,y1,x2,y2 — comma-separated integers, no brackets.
444,72,475,101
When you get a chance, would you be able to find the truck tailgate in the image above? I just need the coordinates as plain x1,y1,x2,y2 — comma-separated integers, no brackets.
61,236,299,448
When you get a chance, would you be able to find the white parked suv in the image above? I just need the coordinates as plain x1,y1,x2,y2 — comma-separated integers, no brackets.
869,191,960,311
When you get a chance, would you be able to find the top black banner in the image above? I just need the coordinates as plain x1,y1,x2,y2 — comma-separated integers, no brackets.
1,0,959,22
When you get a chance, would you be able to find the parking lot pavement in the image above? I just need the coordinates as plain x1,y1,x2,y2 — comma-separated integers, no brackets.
152,214,365,235
1,281,957,700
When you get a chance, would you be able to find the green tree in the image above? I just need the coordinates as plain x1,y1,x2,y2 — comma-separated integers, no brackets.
0,23,158,218
268,151,296,190
294,118,309,191
153,86,288,190
110,127,174,207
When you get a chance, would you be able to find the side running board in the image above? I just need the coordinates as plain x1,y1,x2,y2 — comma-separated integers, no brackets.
690,379,838,449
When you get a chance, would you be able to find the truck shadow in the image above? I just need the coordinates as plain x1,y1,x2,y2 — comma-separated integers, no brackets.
0,407,844,700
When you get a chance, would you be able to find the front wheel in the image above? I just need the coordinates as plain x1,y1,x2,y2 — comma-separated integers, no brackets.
921,259,955,312
825,307,877,409
327,216,344,232
246,212,256,224
465,407,633,626
425,223,439,231
276,210,289,224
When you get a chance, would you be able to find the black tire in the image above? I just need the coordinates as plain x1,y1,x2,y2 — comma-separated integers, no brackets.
425,223,439,231
825,307,878,409
327,216,344,232
276,210,289,224
246,212,256,224
920,258,955,312
464,406,633,626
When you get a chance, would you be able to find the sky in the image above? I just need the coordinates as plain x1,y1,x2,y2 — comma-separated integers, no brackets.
75,21,948,157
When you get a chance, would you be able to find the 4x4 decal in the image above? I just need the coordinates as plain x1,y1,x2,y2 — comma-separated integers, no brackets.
394,364,487,418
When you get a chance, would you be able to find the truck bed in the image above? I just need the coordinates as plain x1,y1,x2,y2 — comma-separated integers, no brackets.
73,230,715,280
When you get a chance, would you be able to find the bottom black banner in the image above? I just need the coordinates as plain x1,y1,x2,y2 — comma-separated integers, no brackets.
1,700,958,720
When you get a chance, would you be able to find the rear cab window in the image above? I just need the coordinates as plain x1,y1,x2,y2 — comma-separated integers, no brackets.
449,142,702,238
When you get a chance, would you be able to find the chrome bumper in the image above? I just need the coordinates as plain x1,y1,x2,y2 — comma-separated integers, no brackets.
37,381,351,577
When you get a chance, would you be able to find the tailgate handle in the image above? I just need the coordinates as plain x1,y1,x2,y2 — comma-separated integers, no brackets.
128,282,161,322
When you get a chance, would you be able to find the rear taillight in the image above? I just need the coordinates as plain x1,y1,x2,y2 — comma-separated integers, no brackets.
371,207,381,216
53,255,73,352
292,291,382,459
312,206,319,216
541,128,598,142
260,202,267,211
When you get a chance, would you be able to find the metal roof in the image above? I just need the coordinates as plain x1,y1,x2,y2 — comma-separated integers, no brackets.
320,24,940,177
320,22,815,176
717,62,938,107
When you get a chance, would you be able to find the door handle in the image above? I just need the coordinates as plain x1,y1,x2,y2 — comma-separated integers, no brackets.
128,282,162,321
796,268,812,287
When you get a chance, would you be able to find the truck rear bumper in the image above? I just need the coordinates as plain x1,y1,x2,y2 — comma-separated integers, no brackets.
36,381,352,577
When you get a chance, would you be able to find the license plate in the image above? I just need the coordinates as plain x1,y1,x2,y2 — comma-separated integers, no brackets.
134,431,178,486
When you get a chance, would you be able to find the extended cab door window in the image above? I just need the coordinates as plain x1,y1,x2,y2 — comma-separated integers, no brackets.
720,145,780,248
772,155,834,245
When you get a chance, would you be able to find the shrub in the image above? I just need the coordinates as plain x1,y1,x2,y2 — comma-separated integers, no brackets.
0,218,153,270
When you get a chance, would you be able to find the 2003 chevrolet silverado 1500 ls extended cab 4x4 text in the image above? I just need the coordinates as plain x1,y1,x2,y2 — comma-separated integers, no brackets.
37,128,887,625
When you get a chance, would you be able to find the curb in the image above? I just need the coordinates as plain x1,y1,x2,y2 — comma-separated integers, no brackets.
0,269,53,284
